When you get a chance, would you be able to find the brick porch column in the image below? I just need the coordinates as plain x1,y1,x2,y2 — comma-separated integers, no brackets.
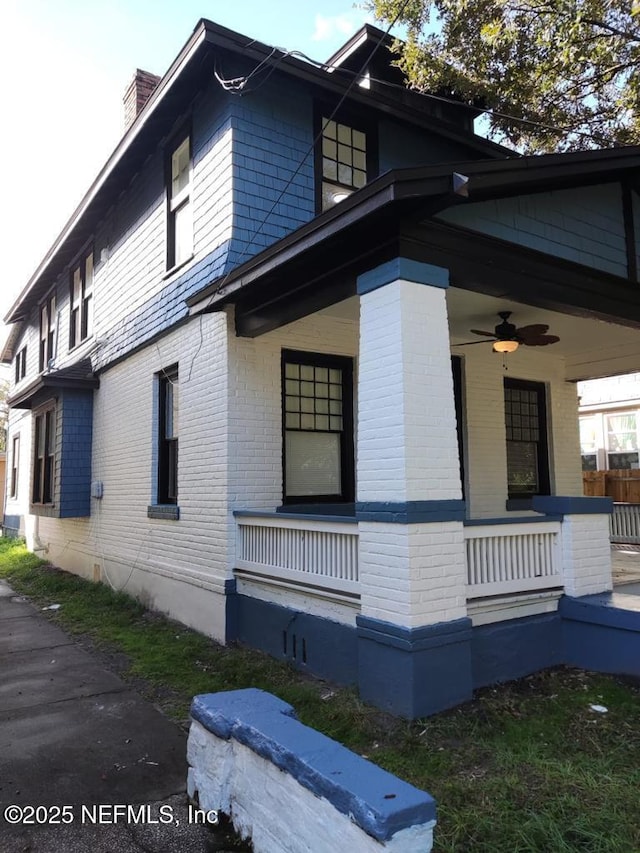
355,258,472,718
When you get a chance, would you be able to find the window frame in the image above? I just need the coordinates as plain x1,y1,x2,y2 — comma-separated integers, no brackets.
157,365,179,505
69,249,94,349
32,403,56,506
39,292,57,372
314,105,377,213
504,377,550,501
281,349,354,505
604,409,640,469
166,130,193,271
14,346,26,384
10,433,20,499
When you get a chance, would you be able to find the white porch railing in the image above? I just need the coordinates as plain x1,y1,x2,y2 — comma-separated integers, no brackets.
465,521,563,599
235,512,359,597
610,503,640,544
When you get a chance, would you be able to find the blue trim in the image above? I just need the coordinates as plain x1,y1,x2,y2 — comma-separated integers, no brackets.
561,593,640,677
1,515,21,537
356,258,449,294
277,503,356,517
234,509,357,524
357,616,473,717
224,579,237,595
472,613,563,688
356,499,465,523
533,495,613,515
190,689,437,841
464,515,563,526
232,594,358,684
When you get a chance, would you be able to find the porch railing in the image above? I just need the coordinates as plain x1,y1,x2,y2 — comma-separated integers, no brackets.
610,503,640,544
235,512,359,597
464,520,563,598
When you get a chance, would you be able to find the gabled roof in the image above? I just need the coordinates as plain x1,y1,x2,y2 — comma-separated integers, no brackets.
4,18,509,327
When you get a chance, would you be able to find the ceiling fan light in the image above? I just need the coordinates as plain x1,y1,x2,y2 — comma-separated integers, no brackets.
493,339,519,353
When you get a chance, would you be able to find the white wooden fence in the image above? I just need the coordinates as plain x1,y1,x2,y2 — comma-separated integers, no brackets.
610,503,640,544
464,521,563,598
235,513,359,597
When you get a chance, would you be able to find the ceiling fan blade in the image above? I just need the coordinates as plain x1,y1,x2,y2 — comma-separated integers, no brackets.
521,335,560,346
469,329,497,338
516,324,549,338
453,340,495,346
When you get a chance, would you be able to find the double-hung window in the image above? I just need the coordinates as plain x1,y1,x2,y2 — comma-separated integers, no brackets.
158,366,179,504
33,405,56,505
39,293,57,372
282,350,354,503
605,411,640,469
504,379,550,499
70,251,94,348
317,111,374,212
10,434,19,498
167,135,192,269
14,346,26,384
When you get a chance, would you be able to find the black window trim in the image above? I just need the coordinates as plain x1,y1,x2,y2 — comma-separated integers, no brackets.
157,364,179,506
504,377,551,503
38,291,57,373
281,349,354,505
313,103,378,214
14,346,26,384
32,401,57,506
69,247,94,350
165,125,193,271
10,433,20,499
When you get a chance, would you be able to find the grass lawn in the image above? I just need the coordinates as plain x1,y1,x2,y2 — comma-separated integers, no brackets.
1,536,639,852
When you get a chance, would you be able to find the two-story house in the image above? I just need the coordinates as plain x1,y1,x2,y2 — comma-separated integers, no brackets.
4,19,640,718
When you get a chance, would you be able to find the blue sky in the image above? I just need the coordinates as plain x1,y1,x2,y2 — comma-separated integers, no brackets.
1,0,379,331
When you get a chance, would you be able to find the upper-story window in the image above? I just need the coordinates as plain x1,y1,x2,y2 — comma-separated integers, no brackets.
167,135,192,269
317,111,375,212
39,293,56,372
70,250,94,349
14,346,26,384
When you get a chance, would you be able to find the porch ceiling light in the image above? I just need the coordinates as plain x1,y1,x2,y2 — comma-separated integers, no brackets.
493,339,519,353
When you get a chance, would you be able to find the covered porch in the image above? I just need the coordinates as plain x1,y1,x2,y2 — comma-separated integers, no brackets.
190,149,640,717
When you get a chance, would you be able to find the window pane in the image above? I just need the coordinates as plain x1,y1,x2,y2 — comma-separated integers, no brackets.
353,169,367,188
300,365,314,381
352,129,366,150
322,137,337,159
337,123,351,145
85,253,94,294
608,452,639,469
285,432,341,496
337,144,352,165
323,158,337,180
323,119,336,139
581,454,597,471
173,201,193,265
507,441,538,494
171,138,190,198
338,164,352,185
285,363,299,379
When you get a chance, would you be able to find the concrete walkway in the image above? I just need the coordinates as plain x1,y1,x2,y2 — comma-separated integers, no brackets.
0,579,231,852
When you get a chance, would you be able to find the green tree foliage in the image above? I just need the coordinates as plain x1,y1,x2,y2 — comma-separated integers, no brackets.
370,0,640,152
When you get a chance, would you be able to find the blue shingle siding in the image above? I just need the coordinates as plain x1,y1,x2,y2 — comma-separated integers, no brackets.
438,183,627,277
378,118,487,172
58,390,94,518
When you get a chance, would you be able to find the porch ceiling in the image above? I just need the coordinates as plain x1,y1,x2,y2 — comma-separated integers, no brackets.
319,290,640,382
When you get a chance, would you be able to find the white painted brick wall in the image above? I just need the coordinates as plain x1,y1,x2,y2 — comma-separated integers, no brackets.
463,345,582,518
358,281,462,502
14,313,231,641
358,521,467,627
560,514,612,597
187,719,435,853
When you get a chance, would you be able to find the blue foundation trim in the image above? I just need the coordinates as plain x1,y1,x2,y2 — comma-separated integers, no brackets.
533,495,613,515
2,515,22,537
231,594,358,685
356,258,449,294
464,515,563,526
357,616,473,718
191,689,437,842
471,613,563,688
356,499,465,523
561,593,640,677
235,509,357,524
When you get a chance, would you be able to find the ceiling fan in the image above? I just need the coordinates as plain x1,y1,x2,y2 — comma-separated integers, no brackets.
455,311,560,353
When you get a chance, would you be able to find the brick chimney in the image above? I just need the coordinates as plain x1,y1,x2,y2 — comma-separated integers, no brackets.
123,69,161,130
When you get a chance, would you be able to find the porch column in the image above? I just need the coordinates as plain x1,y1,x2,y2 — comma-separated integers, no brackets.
533,496,613,597
355,258,472,718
